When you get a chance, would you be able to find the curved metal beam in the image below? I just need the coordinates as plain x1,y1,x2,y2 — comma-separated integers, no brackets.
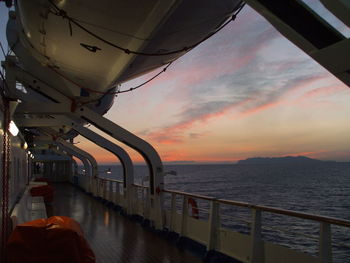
54,115,136,213
56,138,98,178
53,146,90,189
8,60,164,228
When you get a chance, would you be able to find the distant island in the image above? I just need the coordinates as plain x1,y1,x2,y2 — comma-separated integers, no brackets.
237,156,335,165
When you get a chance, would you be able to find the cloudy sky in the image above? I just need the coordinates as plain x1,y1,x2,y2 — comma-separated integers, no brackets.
1,1,349,163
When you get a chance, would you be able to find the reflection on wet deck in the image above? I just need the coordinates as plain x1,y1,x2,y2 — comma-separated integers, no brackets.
51,183,203,263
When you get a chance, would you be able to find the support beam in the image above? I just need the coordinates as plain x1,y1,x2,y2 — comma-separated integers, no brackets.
33,139,92,190
56,138,98,178
54,115,135,214
16,102,69,114
75,107,164,228
15,114,136,213
54,147,90,189
16,118,63,127
7,56,164,228
244,0,350,87
56,142,97,194
321,0,350,28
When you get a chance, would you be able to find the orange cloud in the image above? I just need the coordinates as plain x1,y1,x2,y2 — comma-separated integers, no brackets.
147,98,252,144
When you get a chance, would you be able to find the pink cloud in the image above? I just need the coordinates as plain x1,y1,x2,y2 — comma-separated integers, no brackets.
301,84,346,99
234,100,281,119
146,98,252,144
145,71,334,146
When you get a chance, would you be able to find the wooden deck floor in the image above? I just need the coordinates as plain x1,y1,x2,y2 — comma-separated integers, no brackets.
50,183,203,263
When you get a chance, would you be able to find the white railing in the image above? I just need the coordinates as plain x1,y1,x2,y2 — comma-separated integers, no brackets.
72,175,350,263
161,189,350,263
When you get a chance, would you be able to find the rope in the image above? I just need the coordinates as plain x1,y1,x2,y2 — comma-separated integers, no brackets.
42,1,246,97
48,0,245,57
0,41,6,58
6,38,19,56
0,70,9,98
47,61,173,98
116,62,172,94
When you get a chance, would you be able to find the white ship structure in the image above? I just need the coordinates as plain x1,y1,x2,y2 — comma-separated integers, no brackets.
0,0,349,262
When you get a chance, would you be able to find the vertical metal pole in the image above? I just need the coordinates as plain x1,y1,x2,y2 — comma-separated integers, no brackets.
319,222,332,263
181,196,189,236
169,193,176,232
207,200,220,251
115,182,120,205
108,181,113,202
102,180,106,199
78,108,164,229
250,209,264,263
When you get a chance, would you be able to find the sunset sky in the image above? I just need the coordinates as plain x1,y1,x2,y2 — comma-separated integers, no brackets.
1,2,350,164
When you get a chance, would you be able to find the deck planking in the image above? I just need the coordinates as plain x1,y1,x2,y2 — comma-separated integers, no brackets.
50,183,203,263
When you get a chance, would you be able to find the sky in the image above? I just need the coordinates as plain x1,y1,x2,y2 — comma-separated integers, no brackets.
1,1,350,164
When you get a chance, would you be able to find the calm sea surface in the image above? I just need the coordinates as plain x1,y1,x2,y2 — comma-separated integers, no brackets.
93,162,350,263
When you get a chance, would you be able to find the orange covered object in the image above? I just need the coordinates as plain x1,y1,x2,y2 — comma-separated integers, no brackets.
34,177,51,184
6,216,95,263
30,185,54,203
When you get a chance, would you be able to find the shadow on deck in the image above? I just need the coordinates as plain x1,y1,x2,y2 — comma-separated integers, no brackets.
49,183,203,263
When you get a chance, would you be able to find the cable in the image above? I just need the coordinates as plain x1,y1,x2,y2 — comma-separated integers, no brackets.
0,69,9,97
47,61,172,97
45,2,245,96
0,41,6,58
48,0,245,57
6,38,19,56
6,2,245,99
116,62,172,94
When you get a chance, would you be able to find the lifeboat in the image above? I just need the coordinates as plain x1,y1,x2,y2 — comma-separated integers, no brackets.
7,0,243,113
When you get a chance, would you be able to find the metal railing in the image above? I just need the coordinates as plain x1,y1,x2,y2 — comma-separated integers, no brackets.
162,189,350,263
73,175,350,263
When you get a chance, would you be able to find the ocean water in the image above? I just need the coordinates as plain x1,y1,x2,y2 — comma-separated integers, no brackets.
94,162,350,263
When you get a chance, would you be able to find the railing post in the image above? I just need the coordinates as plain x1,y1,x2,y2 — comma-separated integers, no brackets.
181,196,189,236
90,177,93,195
97,178,100,197
87,176,90,193
319,222,332,263
124,185,133,214
169,193,176,232
94,178,98,197
250,209,264,263
102,180,106,199
138,187,144,217
144,187,150,220
100,180,103,198
207,200,220,251
113,182,118,205
104,181,108,200
108,181,113,202
92,177,96,195
115,183,120,205
100,179,103,197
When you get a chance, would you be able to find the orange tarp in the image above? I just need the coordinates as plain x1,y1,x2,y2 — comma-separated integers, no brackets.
30,185,54,203
6,216,95,263
34,178,51,184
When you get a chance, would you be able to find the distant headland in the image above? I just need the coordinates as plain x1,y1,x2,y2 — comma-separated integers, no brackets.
237,156,335,165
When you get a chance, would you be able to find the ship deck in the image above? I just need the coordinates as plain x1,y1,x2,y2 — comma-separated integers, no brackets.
49,183,203,263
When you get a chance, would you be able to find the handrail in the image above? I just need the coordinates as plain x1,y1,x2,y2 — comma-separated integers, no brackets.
163,189,350,228
132,183,148,189
163,189,215,201
92,180,350,228
96,177,123,183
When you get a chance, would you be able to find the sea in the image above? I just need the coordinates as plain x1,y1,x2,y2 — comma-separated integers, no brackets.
91,162,350,263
